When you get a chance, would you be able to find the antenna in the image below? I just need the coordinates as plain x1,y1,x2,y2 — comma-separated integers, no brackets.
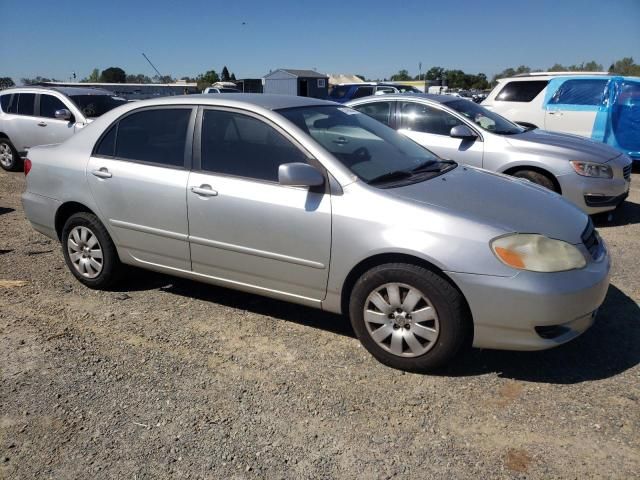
141,52,163,79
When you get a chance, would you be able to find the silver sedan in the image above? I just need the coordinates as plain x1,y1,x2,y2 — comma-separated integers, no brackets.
347,94,632,214
22,94,609,372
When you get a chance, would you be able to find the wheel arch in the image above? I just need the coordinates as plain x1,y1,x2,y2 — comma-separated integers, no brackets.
54,201,98,240
502,164,562,194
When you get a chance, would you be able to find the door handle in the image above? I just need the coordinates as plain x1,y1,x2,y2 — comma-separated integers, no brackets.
37,122,47,127
332,136,348,145
547,111,562,116
191,185,218,197
91,168,112,179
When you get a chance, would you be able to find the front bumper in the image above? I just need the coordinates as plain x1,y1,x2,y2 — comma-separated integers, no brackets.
447,245,610,351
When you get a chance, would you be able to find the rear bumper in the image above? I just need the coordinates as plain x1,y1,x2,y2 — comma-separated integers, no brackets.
447,247,610,351
22,191,60,240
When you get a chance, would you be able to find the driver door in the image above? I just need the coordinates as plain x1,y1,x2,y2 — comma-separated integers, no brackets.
397,101,484,168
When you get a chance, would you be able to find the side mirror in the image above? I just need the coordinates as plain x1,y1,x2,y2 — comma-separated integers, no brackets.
278,163,325,187
450,124,478,139
54,109,73,121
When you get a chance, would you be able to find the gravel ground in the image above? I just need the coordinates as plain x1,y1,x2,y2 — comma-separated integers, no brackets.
1,167,639,479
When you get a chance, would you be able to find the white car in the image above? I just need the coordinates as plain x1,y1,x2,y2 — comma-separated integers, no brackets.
482,72,640,162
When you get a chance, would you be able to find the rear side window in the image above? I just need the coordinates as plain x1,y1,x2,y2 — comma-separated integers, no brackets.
114,109,191,167
200,109,308,182
0,94,11,112
95,125,116,157
17,93,36,115
352,101,393,126
39,94,68,118
549,79,608,106
352,86,375,99
495,81,548,102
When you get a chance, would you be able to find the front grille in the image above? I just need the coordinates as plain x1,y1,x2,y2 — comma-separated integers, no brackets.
581,218,600,259
623,164,632,181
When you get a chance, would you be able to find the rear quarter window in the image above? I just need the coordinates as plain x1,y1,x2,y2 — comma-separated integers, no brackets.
495,80,548,102
0,94,11,112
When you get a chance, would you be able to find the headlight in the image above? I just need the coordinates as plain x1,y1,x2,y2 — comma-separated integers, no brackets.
491,234,586,272
570,161,612,179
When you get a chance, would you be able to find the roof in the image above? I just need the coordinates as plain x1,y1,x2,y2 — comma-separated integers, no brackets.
513,71,610,77
114,93,336,110
39,81,198,87
345,93,462,105
2,85,117,96
265,69,328,79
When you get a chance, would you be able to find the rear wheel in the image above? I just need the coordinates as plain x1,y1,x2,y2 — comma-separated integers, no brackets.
349,263,470,372
512,169,558,192
0,138,21,172
61,212,122,289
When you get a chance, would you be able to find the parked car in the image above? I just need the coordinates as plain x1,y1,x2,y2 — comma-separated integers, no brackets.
203,87,240,94
22,94,609,372
0,86,127,171
328,83,420,103
347,94,632,214
482,72,640,162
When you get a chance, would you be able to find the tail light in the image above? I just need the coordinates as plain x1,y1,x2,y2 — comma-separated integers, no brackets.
24,158,32,176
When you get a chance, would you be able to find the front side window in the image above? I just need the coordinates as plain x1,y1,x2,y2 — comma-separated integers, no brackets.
70,94,127,118
549,79,608,106
352,101,393,126
399,102,463,136
17,93,36,116
40,94,68,119
353,86,375,99
201,110,308,182
278,105,450,186
496,80,548,102
446,99,524,135
115,108,191,167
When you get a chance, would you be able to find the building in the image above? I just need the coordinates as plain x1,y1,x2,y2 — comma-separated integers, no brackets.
36,81,199,100
263,69,328,98
235,78,263,93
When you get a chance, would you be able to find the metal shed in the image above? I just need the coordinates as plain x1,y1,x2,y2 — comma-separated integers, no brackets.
263,69,329,98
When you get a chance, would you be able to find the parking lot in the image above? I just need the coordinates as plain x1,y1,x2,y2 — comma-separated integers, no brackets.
1,166,639,478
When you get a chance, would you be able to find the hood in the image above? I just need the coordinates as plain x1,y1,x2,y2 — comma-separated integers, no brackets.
388,166,588,244
505,129,621,163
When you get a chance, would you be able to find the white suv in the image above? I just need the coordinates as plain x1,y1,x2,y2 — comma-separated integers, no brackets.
0,86,127,171
482,72,640,162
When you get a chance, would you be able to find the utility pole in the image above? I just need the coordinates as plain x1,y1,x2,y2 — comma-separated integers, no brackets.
142,52,163,80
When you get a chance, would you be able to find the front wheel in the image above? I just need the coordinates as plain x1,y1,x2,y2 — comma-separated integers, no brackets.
512,169,558,192
349,263,470,373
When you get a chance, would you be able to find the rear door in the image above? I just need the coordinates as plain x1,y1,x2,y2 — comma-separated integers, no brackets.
86,107,195,270
5,93,39,152
32,93,77,146
544,78,608,138
187,107,332,302
397,101,484,168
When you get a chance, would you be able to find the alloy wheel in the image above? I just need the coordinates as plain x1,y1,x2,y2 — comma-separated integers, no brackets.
0,142,14,168
67,226,103,278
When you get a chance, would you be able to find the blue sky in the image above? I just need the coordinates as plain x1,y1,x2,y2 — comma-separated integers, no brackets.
2,0,639,83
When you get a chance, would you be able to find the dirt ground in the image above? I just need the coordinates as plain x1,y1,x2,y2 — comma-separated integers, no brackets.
1,167,639,479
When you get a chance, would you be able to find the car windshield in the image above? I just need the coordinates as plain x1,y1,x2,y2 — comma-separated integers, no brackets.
446,99,524,135
69,94,128,118
278,105,454,186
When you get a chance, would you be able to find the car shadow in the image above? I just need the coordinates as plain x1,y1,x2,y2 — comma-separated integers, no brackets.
115,270,638,383
0,207,15,216
443,284,640,384
593,200,640,227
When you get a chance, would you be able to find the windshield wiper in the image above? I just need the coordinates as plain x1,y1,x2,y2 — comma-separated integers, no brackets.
368,170,413,185
411,159,456,173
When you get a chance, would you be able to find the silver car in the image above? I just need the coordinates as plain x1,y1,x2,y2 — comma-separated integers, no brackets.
347,94,632,214
0,86,127,171
22,94,610,372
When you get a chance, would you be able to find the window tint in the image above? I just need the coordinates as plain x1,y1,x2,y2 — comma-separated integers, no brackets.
17,93,36,115
0,94,11,112
399,102,462,135
115,109,191,167
353,101,393,126
95,125,117,157
39,95,68,119
329,85,350,99
352,86,375,98
496,80,548,102
549,79,608,106
201,110,308,182
70,95,127,118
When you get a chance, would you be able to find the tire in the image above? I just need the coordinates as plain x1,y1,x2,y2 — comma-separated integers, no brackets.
349,263,471,373
61,212,122,289
0,138,21,172
512,169,557,192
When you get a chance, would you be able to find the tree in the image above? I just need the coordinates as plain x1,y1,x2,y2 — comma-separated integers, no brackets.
549,61,603,72
196,70,220,90
126,74,153,83
230,73,237,82
609,57,640,76
21,76,59,85
355,74,367,82
491,65,531,84
221,66,231,82
153,75,174,83
0,77,15,90
425,66,445,81
100,67,126,83
390,69,412,81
